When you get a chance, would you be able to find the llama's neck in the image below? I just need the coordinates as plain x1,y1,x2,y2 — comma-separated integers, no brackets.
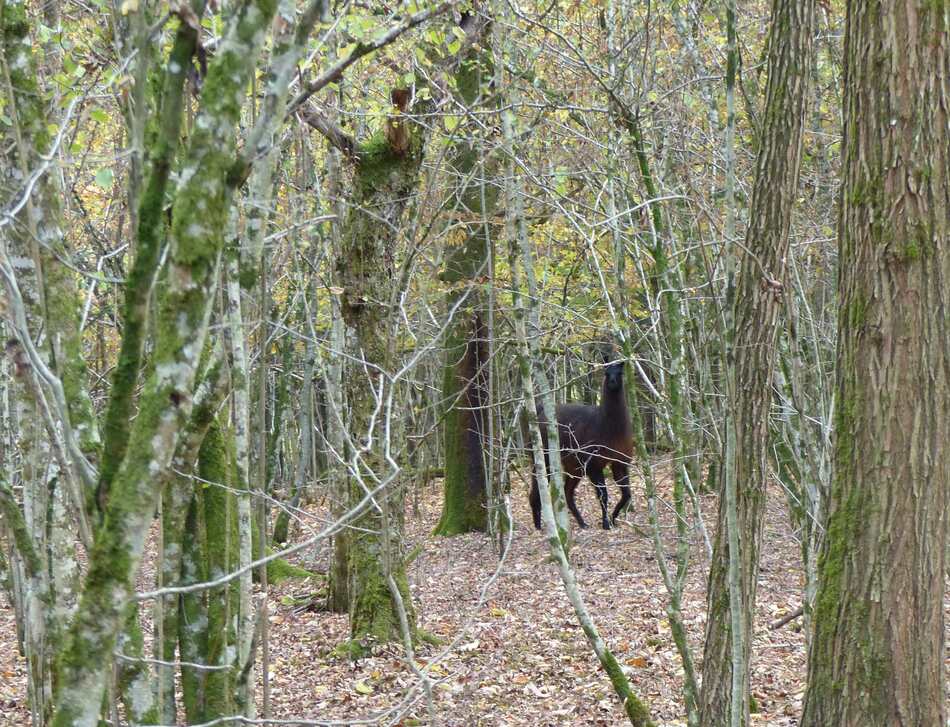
600,386,630,432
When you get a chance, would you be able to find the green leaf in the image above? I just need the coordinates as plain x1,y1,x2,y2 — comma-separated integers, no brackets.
91,108,109,124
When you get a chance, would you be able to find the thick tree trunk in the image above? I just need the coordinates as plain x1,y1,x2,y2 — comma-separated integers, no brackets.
700,1,815,724
435,311,489,535
435,36,496,536
799,2,949,725
337,95,427,649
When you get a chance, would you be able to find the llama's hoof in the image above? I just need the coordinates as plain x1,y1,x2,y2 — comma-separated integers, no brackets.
578,521,590,529
601,521,612,530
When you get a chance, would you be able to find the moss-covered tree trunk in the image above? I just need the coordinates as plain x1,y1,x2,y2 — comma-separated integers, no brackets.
325,135,350,615
333,91,427,649
799,2,948,725
49,2,277,723
698,0,815,724
178,490,209,723
434,32,497,536
326,306,350,614
435,311,489,535
200,421,240,720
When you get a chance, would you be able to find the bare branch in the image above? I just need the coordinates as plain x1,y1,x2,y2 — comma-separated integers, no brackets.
286,1,455,117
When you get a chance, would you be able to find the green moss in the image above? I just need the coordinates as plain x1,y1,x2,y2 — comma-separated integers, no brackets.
331,639,370,660
434,299,488,536
806,372,875,701
179,495,209,724
266,556,314,584
901,222,934,263
600,650,656,726
416,629,443,646
844,291,869,331
350,541,403,645
354,131,419,196
199,421,235,720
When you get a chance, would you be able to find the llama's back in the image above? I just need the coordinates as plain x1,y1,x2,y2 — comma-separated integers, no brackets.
553,403,607,464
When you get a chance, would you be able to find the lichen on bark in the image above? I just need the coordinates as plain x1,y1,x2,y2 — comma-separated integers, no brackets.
333,90,428,649
50,2,278,723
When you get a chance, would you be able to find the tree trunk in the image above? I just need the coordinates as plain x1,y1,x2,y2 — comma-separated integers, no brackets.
799,2,949,725
435,34,496,536
699,1,816,725
435,311,489,535
1,3,99,721
337,93,427,650
200,421,239,721
49,2,277,722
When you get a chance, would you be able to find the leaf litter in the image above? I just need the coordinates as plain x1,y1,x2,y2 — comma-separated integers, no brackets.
1,459,948,726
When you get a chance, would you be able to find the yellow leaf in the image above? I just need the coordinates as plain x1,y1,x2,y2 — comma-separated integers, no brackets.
354,680,373,695
120,0,138,13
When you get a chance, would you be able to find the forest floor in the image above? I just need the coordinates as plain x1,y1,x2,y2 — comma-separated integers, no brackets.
2,459,948,726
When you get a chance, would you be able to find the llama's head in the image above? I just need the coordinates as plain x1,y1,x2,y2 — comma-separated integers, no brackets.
603,360,626,393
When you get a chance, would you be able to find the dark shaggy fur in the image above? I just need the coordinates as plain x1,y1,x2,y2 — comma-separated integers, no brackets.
529,360,633,530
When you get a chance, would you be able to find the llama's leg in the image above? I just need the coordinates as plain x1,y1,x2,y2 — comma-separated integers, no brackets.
610,462,632,524
564,474,587,528
588,466,611,530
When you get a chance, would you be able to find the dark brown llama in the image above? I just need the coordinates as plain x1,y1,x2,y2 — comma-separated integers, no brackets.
529,360,633,530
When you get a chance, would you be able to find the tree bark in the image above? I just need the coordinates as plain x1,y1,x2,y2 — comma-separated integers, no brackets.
800,2,949,725
1,3,99,721
699,1,816,725
435,31,497,536
49,2,277,722
335,93,427,649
